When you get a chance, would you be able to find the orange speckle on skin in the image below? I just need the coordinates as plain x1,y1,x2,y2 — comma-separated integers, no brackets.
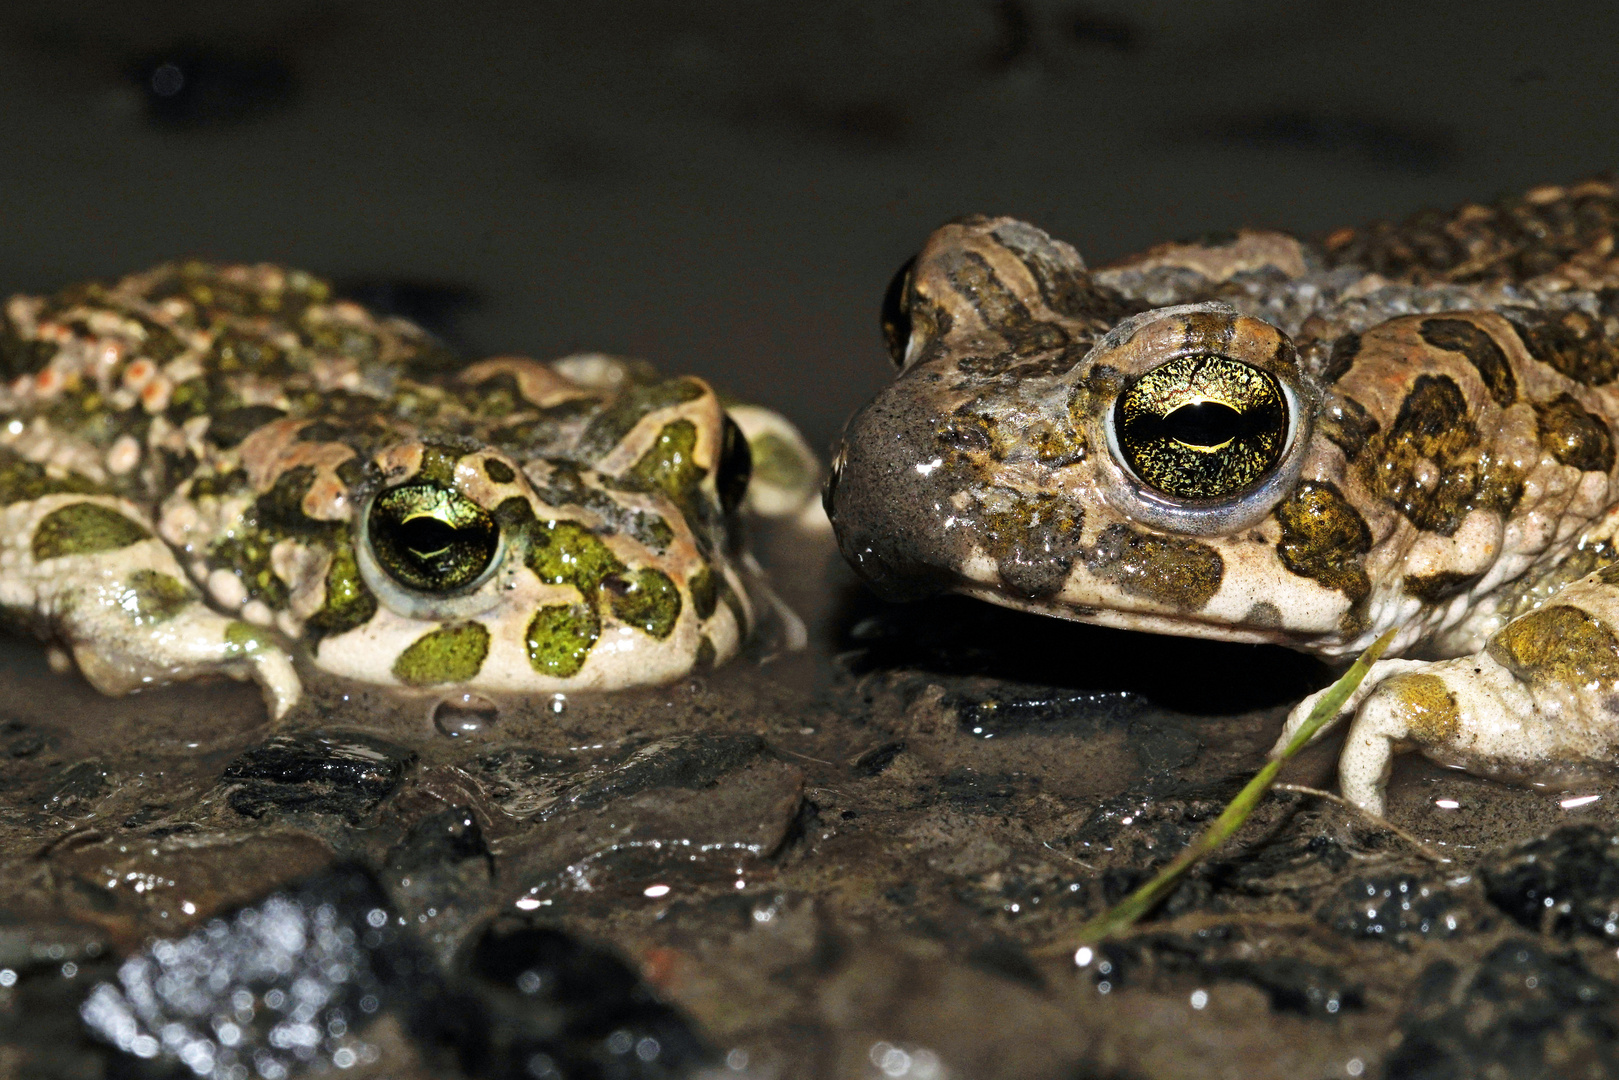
140,376,172,413
123,359,156,389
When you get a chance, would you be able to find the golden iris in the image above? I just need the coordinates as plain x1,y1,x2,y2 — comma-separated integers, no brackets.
368,484,499,593
1114,355,1287,499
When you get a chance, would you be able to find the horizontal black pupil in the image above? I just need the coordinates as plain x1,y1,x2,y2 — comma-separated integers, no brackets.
1156,401,1252,446
398,517,463,563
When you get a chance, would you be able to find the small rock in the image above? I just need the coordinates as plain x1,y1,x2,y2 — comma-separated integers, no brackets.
50,830,335,943
461,915,714,1078
1480,824,1619,940
1388,941,1619,1078
1318,872,1472,947
221,730,417,823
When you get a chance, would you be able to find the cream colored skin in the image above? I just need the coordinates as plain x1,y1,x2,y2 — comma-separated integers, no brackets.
829,181,1619,814
0,263,820,718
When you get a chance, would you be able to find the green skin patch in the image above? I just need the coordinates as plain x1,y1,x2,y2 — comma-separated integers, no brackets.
224,620,274,657
624,420,706,509
525,519,626,594
32,502,151,561
688,565,718,620
607,568,682,639
121,570,193,625
0,452,100,506
750,432,813,491
393,621,491,686
305,536,378,639
526,603,601,677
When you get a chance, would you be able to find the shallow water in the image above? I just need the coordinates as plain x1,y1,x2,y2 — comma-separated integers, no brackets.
2,521,1619,1079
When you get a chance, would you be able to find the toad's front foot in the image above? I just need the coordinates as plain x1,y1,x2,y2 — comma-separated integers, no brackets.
1273,576,1619,816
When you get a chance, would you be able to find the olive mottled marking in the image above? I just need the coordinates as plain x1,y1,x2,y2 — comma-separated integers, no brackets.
1488,605,1619,688
483,458,516,484
1274,480,1371,603
123,570,193,625
1085,523,1223,611
1322,332,1361,383
1245,600,1283,629
393,621,490,686
626,512,675,554
1404,570,1482,602
304,534,377,640
206,405,287,448
32,503,151,561
525,519,625,595
1319,395,1380,462
0,450,99,506
688,565,718,621
747,432,811,491
946,251,1068,356
526,603,600,677
223,620,274,658
621,420,706,517
1535,393,1616,473
574,377,706,463
605,568,682,639
1378,673,1460,746
1419,318,1518,408
979,491,1084,599
1507,308,1619,387
254,465,320,532
1365,374,1521,537
694,635,717,669
415,444,464,487
528,464,676,553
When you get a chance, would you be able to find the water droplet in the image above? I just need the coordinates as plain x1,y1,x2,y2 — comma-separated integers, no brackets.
432,693,499,738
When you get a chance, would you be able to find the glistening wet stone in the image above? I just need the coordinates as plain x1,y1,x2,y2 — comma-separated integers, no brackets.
1480,824,1619,940
79,864,713,1080
221,730,417,823
1387,942,1619,1079
461,916,714,1078
1318,872,1474,946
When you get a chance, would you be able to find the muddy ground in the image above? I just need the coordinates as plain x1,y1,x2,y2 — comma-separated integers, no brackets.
0,521,1617,1079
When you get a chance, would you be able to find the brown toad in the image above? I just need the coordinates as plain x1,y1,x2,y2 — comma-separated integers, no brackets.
828,179,1619,813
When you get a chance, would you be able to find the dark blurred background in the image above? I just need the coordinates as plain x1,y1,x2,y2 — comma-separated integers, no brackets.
4,0,1618,452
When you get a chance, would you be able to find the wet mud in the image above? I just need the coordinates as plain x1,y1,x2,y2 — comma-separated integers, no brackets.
1,523,1618,1079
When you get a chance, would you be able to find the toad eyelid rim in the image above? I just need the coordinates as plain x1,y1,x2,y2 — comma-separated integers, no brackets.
356,487,510,621
1085,304,1314,535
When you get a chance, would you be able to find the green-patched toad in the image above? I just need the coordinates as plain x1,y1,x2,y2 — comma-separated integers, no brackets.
0,262,817,718
828,178,1619,814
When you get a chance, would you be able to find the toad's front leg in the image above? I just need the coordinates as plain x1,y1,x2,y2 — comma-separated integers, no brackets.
1273,566,1619,816
0,493,300,718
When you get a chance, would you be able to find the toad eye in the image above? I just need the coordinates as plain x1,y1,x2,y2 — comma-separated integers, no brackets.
880,255,917,367
1112,355,1288,500
717,413,752,515
366,483,499,594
